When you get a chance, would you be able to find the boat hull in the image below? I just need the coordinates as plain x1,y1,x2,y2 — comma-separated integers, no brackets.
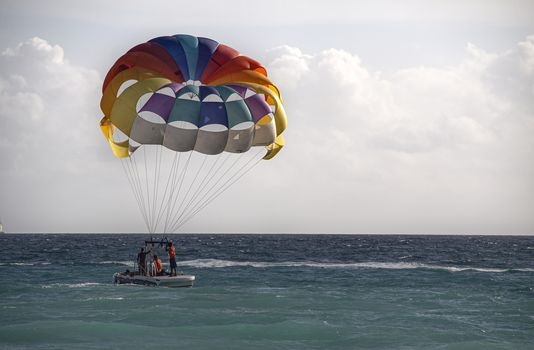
113,273,195,288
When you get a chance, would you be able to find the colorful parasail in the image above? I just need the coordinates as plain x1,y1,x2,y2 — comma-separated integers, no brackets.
99,35,287,233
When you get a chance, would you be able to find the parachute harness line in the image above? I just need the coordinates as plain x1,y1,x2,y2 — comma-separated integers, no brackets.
100,34,287,233
119,146,265,233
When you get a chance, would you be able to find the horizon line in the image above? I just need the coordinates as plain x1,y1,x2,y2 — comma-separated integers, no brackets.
2,232,533,236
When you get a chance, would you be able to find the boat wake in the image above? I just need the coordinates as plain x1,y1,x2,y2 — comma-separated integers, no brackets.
177,259,534,273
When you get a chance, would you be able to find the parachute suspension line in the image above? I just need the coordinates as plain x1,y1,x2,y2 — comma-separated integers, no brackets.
167,153,219,231
167,152,235,232
167,152,244,233
131,155,153,232
206,148,264,205
131,154,151,233
122,146,266,233
169,149,263,232
189,152,232,206
159,151,183,233
140,147,154,232
167,153,208,231
171,153,225,226
152,151,179,232
128,156,153,234
120,157,150,231
123,158,145,224
168,152,231,232
150,146,163,233
174,148,265,231
181,148,264,229
163,151,193,233
170,153,247,231
148,146,156,233
165,150,194,232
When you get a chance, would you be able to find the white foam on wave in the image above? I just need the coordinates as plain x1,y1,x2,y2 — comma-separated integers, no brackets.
83,296,124,301
41,282,104,289
98,261,135,267
177,259,534,273
0,262,51,266
11,262,34,266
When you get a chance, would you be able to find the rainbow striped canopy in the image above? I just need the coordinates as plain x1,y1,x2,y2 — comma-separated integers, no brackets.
99,34,286,160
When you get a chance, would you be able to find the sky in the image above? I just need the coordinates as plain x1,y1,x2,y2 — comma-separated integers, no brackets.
0,0,533,234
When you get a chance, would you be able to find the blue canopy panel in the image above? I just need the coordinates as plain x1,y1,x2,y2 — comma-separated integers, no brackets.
149,36,191,81
213,86,253,129
198,86,228,128
173,35,199,82
195,37,219,81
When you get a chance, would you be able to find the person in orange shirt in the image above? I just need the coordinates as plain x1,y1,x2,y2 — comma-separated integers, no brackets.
153,255,164,276
167,242,177,276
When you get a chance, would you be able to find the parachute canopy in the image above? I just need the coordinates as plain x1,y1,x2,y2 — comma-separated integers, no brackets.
100,34,286,160
99,35,287,233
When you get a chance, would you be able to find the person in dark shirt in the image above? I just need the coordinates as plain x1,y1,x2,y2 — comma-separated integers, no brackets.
137,248,150,275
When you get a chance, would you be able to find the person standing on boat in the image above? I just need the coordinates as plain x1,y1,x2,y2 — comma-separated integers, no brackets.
137,248,150,275
167,242,177,276
153,255,164,276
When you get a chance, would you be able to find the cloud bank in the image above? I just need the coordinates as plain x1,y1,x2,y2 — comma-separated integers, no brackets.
0,38,118,232
262,36,534,233
0,36,533,233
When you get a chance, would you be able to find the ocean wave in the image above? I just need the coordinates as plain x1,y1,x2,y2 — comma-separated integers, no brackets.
41,282,104,289
177,259,534,273
97,261,135,267
0,262,51,266
83,297,124,301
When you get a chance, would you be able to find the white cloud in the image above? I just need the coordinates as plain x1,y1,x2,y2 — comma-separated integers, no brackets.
0,37,124,232
0,37,103,172
518,35,534,75
263,35,534,233
0,35,533,234
2,37,64,63
266,46,311,91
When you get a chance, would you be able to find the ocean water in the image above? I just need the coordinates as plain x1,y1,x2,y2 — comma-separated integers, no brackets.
0,234,533,350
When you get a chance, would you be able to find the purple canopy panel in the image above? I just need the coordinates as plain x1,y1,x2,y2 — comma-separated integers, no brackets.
163,82,186,94
244,94,271,123
226,84,249,98
139,94,175,122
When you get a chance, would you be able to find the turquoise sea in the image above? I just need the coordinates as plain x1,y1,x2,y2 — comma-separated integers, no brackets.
0,234,533,349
